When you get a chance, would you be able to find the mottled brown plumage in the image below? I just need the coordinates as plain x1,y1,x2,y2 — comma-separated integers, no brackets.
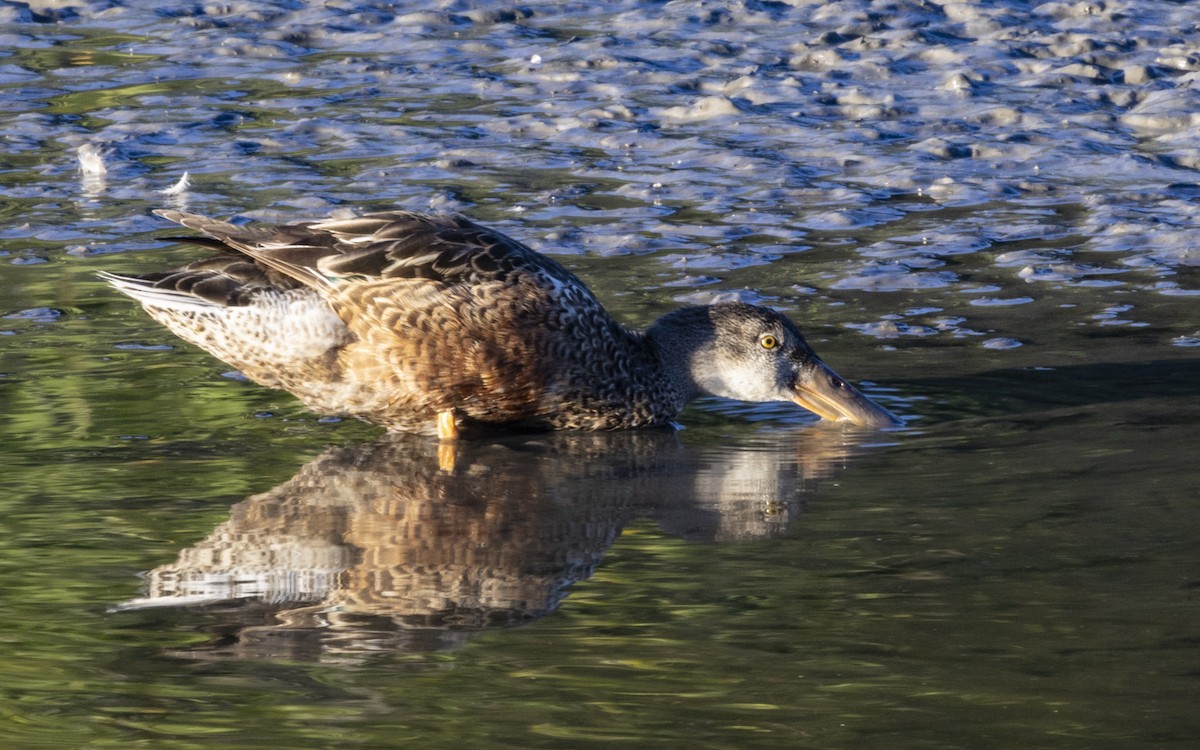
103,209,899,436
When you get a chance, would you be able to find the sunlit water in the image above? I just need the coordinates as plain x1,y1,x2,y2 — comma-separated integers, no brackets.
1,1,1198,748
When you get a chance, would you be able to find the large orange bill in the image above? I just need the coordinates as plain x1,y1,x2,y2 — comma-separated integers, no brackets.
791,359,901,428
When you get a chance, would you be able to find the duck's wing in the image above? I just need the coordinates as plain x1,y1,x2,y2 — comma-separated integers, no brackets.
153,209,587,297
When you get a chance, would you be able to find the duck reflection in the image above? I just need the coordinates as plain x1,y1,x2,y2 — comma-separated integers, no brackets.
117,427,873,660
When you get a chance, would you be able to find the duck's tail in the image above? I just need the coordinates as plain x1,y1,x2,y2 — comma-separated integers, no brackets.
98,271,223,313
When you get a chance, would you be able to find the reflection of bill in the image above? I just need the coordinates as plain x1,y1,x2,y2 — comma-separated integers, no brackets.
115,427,871,660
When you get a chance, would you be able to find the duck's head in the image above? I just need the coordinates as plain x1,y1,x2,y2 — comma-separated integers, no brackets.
648,302,901,428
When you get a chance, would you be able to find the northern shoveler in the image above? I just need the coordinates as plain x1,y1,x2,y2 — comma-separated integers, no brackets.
102,209,900,439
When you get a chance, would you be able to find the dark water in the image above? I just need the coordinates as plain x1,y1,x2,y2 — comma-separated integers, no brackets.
2,1,1199,748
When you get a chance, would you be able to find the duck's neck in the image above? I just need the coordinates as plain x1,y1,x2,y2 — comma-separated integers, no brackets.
642,306,719,404
550,306,719,429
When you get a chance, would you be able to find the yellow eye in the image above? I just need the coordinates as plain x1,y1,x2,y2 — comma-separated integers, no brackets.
759,334,778,350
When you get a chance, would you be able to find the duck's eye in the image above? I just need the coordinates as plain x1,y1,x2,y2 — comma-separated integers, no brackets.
759,334,779,350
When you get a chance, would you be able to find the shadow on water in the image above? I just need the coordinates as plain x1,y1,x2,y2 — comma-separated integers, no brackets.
895,358,1200,421
113,427,879,662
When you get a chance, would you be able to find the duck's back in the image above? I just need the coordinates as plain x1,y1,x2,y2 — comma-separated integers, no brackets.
106,211,679,434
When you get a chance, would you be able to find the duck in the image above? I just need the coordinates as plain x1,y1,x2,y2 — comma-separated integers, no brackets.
101,209,900,439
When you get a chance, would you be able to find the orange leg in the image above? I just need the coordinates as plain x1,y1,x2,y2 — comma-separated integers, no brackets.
436,409,459,441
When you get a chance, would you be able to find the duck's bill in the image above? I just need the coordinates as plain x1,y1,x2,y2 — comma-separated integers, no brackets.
792,359,902,428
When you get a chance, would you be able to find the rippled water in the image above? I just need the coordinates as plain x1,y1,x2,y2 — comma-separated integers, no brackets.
2,1,1199,748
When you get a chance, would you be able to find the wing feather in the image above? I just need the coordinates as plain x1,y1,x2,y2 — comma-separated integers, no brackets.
151,209,592,302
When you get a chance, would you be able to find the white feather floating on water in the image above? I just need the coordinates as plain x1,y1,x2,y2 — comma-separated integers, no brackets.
76,144,107,176
161,171,190,196
77,143,107,198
